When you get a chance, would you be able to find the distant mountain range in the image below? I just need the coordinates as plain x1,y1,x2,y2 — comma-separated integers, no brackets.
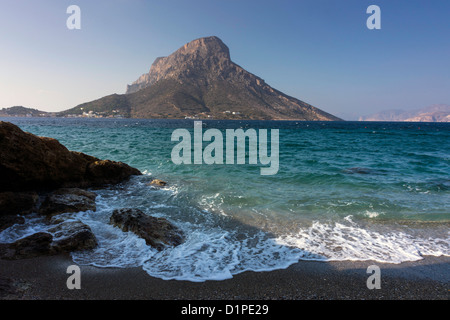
60,36,340,121
359,104,450,122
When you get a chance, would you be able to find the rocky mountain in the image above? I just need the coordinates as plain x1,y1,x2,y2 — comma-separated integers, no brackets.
359,104,450,122
62,36,340,121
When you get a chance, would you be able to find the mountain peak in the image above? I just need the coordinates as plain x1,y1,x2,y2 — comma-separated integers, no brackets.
180,36,230,59
127,36,231,94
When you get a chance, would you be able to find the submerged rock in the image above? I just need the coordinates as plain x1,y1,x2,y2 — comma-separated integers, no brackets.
0,121,141,193
148,179,168,187
343,167,373,175
110,208,184,251
39,188,97,217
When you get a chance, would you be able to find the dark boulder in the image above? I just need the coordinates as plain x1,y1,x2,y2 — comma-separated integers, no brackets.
48,219,97,252
0,121,141,192
110,208,184,251
39,188,97,217
0,219,98,260
0,232,53,260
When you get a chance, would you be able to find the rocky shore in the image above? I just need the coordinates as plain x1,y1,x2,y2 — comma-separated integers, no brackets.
0,121,182,261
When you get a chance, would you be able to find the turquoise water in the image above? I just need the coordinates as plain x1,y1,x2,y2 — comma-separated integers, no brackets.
1,118,449,281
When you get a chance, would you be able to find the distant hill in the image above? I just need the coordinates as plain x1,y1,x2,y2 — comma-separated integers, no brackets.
61,36,341,121
359,104,450,122
0,106,49,117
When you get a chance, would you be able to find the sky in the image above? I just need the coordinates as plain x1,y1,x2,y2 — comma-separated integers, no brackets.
0,0,449,119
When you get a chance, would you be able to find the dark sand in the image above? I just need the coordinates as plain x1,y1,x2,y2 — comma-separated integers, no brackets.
0,254,448,300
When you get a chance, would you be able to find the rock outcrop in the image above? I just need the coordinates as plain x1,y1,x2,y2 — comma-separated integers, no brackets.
39,188,97,217
0,219,97,260
110,208,184,251
148,179,168,187
48,219,97,253
0,121,142,193
0,232,54,260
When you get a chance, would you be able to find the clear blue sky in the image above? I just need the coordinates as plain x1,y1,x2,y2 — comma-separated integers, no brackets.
0,0,449,119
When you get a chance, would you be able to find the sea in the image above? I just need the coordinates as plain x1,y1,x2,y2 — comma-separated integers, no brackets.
1,117,449,282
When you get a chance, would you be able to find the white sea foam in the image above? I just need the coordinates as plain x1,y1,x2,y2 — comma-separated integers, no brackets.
199,193,228,217
0,215,50,243
363,210,382,218
275,216,450,264
71,223,154,268
142,227,307,282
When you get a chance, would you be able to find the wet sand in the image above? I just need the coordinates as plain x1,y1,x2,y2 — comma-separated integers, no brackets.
0,254,448,300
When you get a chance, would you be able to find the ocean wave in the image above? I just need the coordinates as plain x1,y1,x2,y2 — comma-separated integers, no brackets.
1,189,449,282
276,216,450,264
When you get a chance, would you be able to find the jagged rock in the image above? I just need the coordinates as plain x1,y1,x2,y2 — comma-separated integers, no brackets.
39,188,97,217
48,219,97,252
87,160,141,186
0,121,142,193
0,232,53,260
110,208,184,251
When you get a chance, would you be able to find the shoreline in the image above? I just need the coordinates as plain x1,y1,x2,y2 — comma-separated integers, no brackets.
1,254,448,300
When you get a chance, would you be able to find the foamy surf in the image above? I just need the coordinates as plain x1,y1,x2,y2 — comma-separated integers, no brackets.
0,176,449,282
275,216,450,264
2,207,448,283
